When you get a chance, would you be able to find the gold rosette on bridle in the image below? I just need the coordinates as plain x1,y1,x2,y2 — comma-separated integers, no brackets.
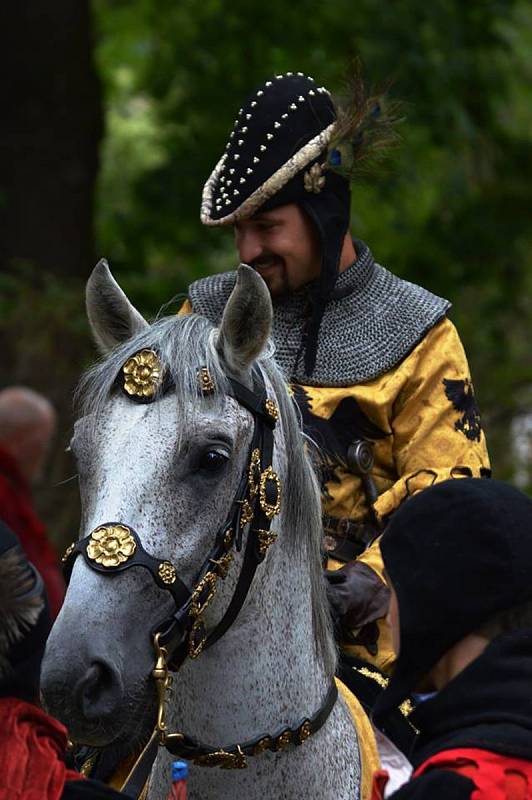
87,524,137,568
122,349,164,399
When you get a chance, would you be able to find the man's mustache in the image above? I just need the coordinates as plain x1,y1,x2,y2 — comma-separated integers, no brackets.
250,254,282,269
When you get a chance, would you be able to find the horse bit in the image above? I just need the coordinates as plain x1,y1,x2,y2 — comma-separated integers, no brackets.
62,349,338,798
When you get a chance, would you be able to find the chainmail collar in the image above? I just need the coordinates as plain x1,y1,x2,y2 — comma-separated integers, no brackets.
188,241,451,386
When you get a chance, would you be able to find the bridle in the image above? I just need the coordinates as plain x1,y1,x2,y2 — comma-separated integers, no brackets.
62,349,337,798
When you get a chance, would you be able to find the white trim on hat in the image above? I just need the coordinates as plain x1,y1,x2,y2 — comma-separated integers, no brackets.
200,122,337,226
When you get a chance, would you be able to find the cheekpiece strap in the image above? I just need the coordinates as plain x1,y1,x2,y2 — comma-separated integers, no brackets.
157,364,281,664
165,680,338,768
227,375,279,429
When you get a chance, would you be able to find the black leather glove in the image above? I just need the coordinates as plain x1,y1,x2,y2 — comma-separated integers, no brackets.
325,561,390,632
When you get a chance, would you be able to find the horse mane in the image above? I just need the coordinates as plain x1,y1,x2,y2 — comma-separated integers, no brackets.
76,313,337,675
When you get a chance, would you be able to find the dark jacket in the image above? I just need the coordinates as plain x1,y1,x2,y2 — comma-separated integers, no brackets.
373,632,532,799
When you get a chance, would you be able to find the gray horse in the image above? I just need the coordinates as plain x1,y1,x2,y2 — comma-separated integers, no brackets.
41,263,362,799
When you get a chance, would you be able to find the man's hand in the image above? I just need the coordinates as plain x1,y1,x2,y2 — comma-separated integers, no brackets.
325,561,390,631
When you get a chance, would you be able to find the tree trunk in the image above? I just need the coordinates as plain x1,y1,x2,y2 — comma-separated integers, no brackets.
0,1,103,278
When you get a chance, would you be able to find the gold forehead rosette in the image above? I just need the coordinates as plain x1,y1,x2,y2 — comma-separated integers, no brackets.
87,524,136,568
122,349,164,400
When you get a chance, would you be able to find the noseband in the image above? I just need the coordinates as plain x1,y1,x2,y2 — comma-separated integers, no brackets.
63,350,337,797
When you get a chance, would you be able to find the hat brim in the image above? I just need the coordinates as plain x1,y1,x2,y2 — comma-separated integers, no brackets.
200,122,336,226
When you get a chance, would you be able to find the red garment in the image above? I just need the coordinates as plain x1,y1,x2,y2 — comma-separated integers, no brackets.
371,769,391,799
371,748,532,799
0,446,65,617
414,747,532,799
0,697,83,800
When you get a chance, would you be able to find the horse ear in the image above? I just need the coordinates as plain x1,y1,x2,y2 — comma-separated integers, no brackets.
86,259,149,353
217,264,273,375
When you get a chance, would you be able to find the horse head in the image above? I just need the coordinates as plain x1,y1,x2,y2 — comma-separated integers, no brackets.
40,260,336,784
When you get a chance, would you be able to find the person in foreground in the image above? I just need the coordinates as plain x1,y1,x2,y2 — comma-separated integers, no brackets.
185,69,490,672
371,478,532,799
0,520,124,799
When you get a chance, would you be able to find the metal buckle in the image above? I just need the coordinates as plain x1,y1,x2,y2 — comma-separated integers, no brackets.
248,448,262,498
194,745,247,769
209,551,234,579
62,542,76,563
188,618,208,659
190,573,217,618
152,633,184,746
239,498,254,526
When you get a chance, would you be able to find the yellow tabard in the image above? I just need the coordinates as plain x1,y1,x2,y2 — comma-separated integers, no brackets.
297,317,489,670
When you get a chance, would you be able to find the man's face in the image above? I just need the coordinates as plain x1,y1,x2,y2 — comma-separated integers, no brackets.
233,203,321,297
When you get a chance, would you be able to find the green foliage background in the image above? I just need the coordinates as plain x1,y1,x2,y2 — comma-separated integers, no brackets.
2,0,531,546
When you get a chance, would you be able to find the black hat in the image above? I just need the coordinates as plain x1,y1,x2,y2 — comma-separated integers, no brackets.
201,73,340,225
372,478,532,727
0,520,51,702
201,72,351,375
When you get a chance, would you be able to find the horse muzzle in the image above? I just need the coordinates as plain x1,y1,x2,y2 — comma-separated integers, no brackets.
41,646,133,746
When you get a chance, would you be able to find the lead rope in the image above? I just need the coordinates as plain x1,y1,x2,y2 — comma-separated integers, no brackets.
119,634,184,798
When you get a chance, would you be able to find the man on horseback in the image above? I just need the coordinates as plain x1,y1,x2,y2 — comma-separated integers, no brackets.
181,71,490,675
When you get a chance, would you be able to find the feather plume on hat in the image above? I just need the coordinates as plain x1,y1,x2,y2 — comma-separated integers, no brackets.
0,545,44,679
326,61,402,181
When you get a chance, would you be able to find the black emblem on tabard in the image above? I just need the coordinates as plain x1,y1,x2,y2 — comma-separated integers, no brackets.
443,378,482,442
291,385,388,499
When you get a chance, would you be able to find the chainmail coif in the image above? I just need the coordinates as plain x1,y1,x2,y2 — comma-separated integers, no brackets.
188,241,450,387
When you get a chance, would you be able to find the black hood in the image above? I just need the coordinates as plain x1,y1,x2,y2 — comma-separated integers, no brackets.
373,478,532,728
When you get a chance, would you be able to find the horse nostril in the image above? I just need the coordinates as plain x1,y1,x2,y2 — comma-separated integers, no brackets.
75,660,122,720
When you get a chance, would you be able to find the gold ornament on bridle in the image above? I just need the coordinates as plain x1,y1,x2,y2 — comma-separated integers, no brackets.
86,524,137,568
259,466,281,519
198,367,216,395
122,349,164,399
158,561,177,585
61,542,76,563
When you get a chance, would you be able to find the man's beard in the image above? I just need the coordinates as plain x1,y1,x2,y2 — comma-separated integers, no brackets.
249,254,289,297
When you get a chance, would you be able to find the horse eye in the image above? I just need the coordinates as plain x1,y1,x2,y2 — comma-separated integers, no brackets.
198,450,228,472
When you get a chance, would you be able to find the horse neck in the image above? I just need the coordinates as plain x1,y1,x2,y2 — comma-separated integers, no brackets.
166,507,331,744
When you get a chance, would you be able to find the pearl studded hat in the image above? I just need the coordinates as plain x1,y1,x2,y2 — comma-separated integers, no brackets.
201,73,340,225
201,72,353,377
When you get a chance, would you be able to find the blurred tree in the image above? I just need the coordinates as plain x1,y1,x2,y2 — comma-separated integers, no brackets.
0,1,103,277
0,1,103,548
